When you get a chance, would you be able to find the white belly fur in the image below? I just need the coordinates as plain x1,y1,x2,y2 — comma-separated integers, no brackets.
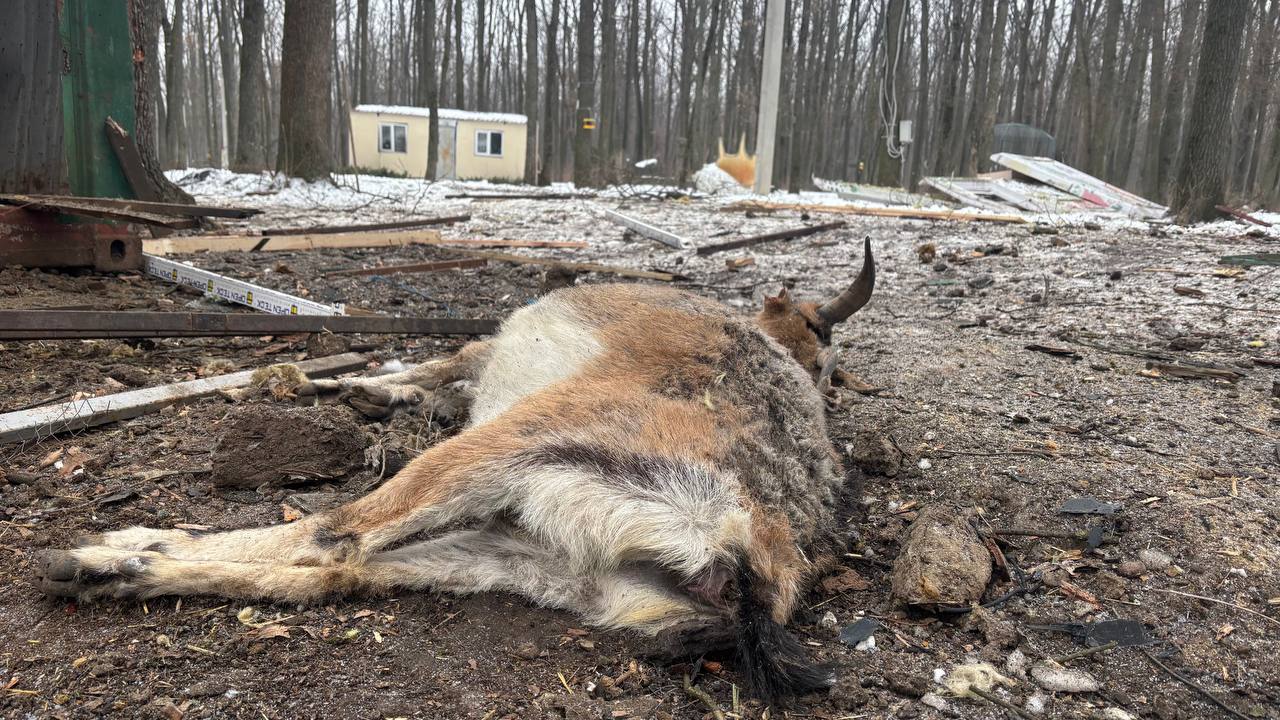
468,295,602,425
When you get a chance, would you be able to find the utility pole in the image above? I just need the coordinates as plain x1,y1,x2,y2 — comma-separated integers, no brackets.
753,0,784,195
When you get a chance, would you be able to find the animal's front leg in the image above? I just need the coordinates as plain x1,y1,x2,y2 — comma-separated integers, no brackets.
300,340,492,418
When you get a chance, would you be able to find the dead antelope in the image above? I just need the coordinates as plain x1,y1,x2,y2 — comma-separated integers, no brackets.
34,239,876,700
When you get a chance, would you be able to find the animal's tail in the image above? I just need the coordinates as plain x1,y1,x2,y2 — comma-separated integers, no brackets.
734,557,832,702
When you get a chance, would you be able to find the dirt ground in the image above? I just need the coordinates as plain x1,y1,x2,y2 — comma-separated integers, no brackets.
1,181,1278,720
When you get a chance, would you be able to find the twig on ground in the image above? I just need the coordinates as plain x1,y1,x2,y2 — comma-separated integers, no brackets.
682,674,726,720
1140,647,1250,720
1053,641,1118,664
969,687,1035,720
1154,588,1280,628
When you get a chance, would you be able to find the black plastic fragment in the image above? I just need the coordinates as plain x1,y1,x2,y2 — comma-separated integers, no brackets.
1060,496,1122,515
839,618,880,647
1085,619,1152,647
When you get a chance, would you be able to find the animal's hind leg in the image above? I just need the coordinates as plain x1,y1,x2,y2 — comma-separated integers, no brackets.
300,340,492,418
34,526,701,622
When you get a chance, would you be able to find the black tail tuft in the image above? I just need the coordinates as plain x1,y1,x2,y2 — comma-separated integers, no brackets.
735,561,832,702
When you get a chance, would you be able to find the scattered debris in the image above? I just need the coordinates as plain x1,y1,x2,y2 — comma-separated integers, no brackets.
1214,205,1273,227
450,249,680,281
1144,361,1244,382
1025,343,1081,360
321,258,488,278
0,353,366,444
694,221,846,256
212,404,368,488
0,310,499,340
890,505,993,607
845,431,903,477
991,153,1167,220
821,568,870,595
726,200,1029,224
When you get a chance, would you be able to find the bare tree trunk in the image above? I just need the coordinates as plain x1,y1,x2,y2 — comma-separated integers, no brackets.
598,0,617,173
935,0,963,173
907,0,930,190
235,0,267,170
1090,0,1121,178
971,0,1007,173
539,0,560,184
572,0,596,186
1138,0,1165,195
523,0,539,182
216,0,239,161
453,0,465,107
961,0,993,176
425,0,439,178
277,0,335,180
128,0,193,202
1158,0,1203,200
1171,0,1247,222
356,0,370,102
624,0,642,160
163,0,188,168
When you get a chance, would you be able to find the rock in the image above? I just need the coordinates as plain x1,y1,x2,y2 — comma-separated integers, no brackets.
1108,269,1123,281
921,693,949,712
819,611,838,629
890,505,992,607
968,274,995,289
1116,560,1146,578
1005,648,1028,678
1093,709,1137,720
211,404,367,488
511,641,541,660
847,431,903,477
1025,692,1049,715
182,681,224,698
1030,664,1101,693
968,606,1018,649
1138,548,1172,570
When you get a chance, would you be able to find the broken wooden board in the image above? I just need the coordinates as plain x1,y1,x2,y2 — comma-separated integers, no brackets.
143,230,586,255
603,209,690,249
0,352,368,445
322,258,489,278
695,221,846,256
1214,205,1273,227
104,116,161,203
0,310,499,339
725,200,1028,224
260,215,470,235
451,249,678,281
0,194,198,229
991,153,1167,220
11,194,259,219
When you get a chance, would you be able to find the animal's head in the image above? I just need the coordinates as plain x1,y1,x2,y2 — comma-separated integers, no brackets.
754,237,875,383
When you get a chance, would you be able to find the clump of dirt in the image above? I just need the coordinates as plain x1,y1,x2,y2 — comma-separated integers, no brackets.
845,430,902,477
890,504,991,606
211,403,368,487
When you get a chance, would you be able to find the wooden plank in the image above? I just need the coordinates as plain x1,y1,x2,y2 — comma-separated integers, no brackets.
695,221,846,256
0,352,368,445
323,258,489,278
260,215,471,235
17,194,260,219
1219,253,1280,267
452,249,678,281
724,200,1029,224
603,208,689,249
0,310,499,339
1215,205,1273,227
104,116,160,201
0,194,197,229
143,230,587,255
444,192,590,200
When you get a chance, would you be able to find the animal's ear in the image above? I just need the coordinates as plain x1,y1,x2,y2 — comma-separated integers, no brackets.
763,287,791,311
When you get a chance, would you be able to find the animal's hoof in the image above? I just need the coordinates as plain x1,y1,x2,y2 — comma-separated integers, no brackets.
33,550,88,598
343,384,424,419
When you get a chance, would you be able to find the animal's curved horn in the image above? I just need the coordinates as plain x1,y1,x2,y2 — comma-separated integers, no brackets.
816,236,875,325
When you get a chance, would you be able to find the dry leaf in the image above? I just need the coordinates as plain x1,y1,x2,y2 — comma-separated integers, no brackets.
242,624,291,641
352,609,376,619
281,504,303,523
237,607,256,626
38,448,64,469
1059,581,1102,609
